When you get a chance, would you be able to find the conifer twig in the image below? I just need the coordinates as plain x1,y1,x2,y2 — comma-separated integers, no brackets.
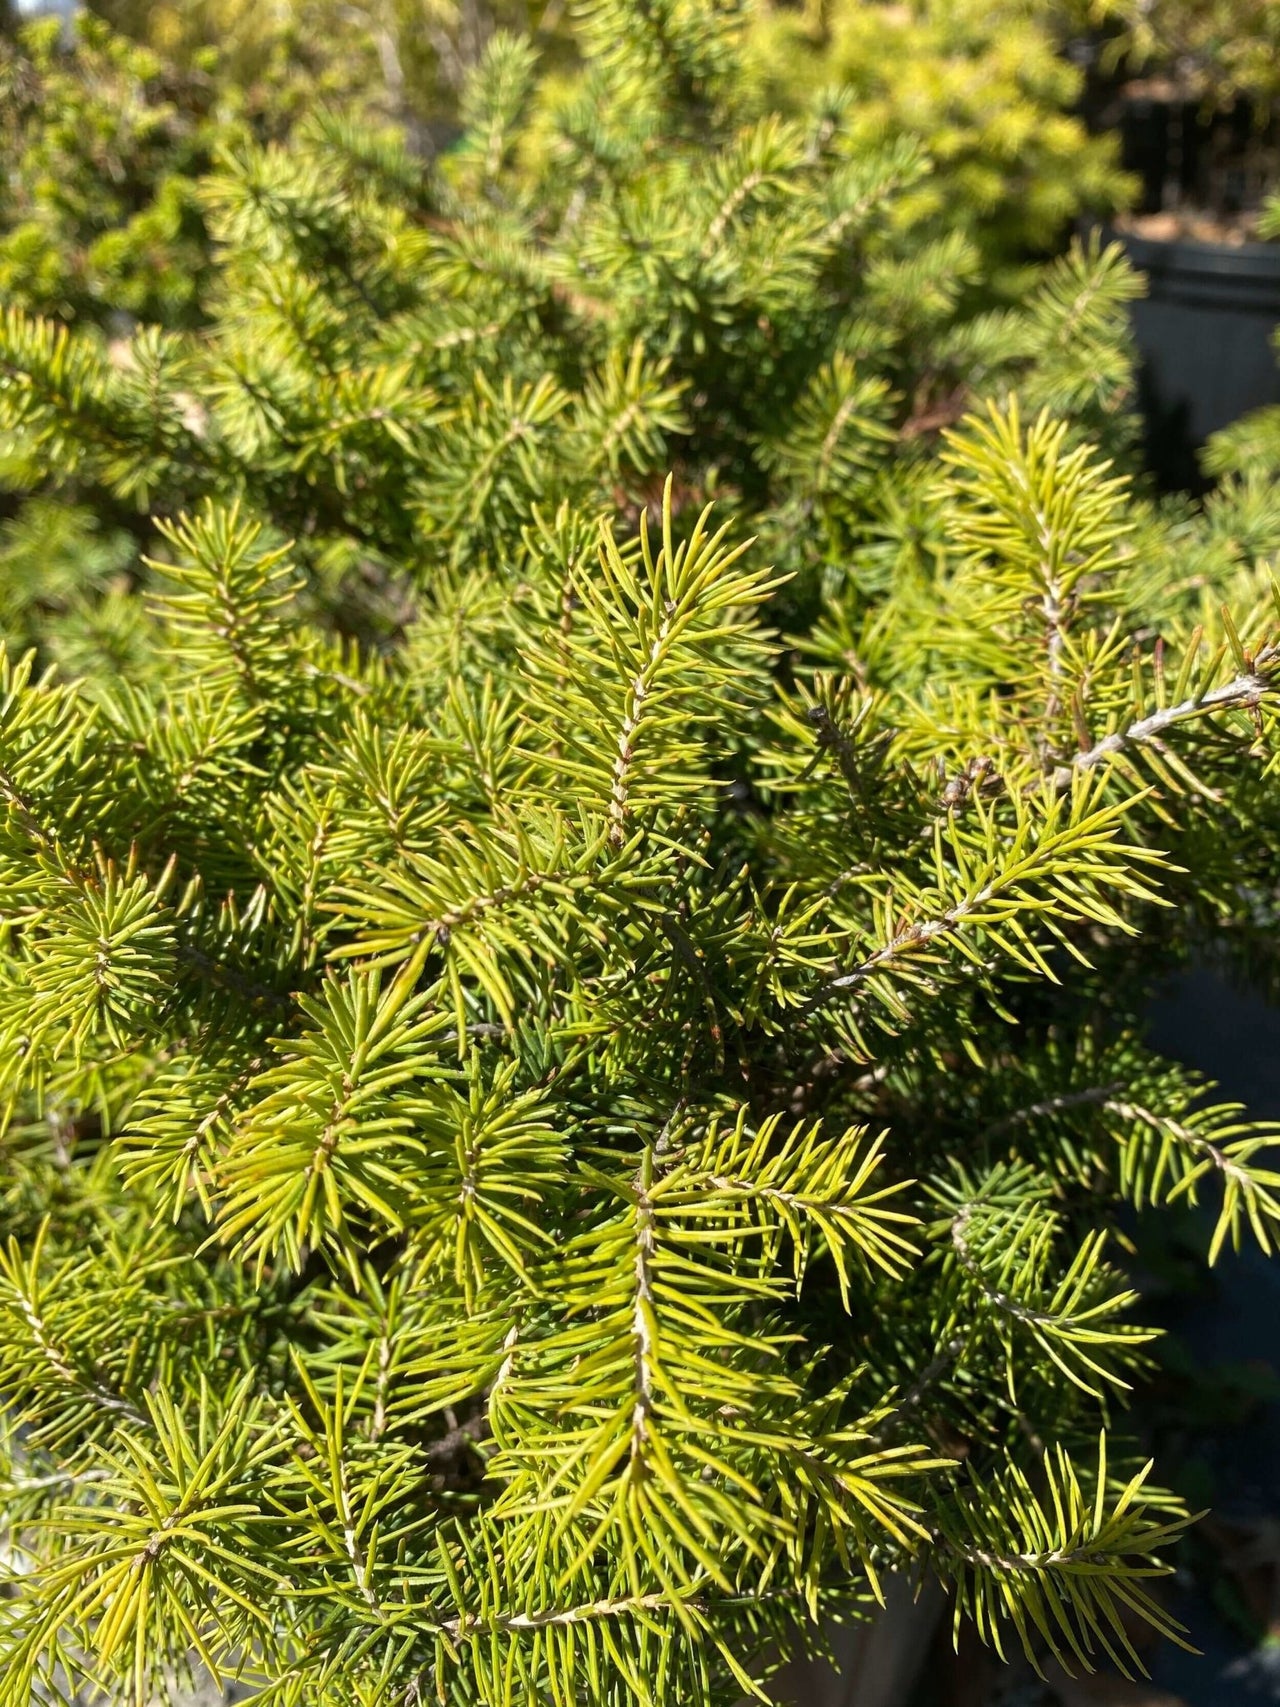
1063,648,1279,780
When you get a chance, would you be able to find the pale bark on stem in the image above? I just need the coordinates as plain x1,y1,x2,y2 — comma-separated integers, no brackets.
1062,650,1278,783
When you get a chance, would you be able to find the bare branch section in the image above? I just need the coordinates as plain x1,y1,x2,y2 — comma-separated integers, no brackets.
14,1289,147,1428
1063,648,1279,782
949,1205,1062,1332
629,1153,659,1467
989,1085,1256,1190
803,885,993,1016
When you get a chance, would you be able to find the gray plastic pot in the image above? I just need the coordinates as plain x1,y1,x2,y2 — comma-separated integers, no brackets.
1101,223,1280,491
767,1576,947,1707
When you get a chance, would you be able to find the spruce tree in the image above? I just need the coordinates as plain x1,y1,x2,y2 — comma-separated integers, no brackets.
4,5,1280,1706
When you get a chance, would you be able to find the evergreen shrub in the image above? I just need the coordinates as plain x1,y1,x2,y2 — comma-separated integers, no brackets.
3,5,1280,1706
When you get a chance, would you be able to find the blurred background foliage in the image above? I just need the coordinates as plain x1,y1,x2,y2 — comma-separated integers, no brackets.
0,0,1136,331
88,0,533,127
742,0,1131,274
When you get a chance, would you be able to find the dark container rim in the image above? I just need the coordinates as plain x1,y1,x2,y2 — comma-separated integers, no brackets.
1091,219,1280,284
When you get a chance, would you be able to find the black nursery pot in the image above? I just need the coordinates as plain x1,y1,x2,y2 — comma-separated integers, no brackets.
1107,224,1280,492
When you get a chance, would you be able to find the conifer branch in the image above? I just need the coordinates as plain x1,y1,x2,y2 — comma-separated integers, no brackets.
1064,649,1280,778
